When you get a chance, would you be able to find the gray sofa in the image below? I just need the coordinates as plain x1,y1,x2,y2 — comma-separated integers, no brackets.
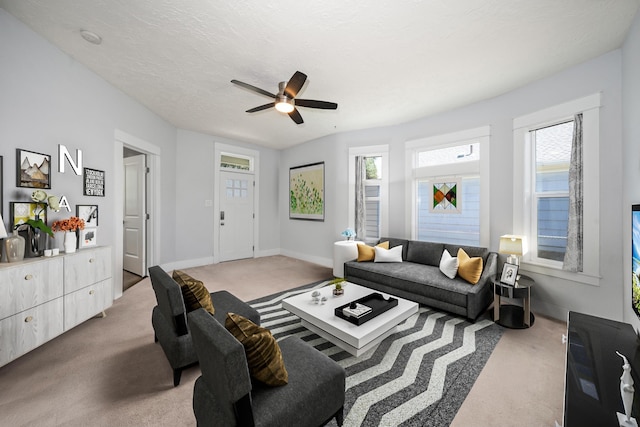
344,238,498,320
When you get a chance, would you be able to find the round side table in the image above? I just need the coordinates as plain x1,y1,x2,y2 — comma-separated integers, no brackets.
492,275,535,329
333,240,361,278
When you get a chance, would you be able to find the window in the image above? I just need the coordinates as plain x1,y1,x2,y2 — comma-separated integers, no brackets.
406,127,490,247
532,121,573,261
513,94,600,283
348,146,388,244
220,153,252,171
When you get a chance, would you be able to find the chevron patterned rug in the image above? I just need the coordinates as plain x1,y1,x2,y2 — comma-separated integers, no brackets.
250,280,504,427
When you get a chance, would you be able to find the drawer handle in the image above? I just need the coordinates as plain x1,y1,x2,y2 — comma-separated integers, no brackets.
89,289,95,295
24,274,33,280
89,258,95,263
24,316,33,323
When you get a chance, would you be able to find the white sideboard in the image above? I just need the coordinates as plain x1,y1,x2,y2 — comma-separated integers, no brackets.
0,246,113,367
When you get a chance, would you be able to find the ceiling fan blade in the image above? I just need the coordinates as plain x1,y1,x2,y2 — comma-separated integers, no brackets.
288,108,304,124
295,99,338,110
284,71,307,98
246,103,274,113
231,79,276,99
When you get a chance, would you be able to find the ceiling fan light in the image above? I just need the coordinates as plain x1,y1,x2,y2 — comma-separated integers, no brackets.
275,96,294,113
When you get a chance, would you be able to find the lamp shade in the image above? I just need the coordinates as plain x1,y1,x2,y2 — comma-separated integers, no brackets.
0,213,7,239
499,234,527,256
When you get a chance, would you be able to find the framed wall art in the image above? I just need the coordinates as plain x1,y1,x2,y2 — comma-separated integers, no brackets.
77,204,98,227
289,162,325,221
10,202,47,229
16,149,51,189
84,168,105,196
79,227,97,248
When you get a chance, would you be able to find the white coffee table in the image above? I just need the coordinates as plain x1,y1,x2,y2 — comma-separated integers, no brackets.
282,282,419,356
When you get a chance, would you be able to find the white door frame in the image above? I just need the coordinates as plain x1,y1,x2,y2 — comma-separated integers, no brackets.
114,129,161,299
213,142,259,264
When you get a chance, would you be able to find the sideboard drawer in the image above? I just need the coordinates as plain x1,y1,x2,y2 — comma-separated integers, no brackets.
63,247,112,293
0,257,64,320
64,278,112,330
0,297,64,367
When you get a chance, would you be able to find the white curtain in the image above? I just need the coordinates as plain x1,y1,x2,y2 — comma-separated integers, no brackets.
563,113,583,272
355,156,366,241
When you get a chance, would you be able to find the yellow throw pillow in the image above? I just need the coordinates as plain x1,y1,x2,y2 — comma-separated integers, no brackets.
357,241,390,262
172,270,215,315
457,248,484,284
225,313,288,386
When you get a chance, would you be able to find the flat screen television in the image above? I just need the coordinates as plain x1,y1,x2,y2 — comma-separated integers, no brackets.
633,204,640,320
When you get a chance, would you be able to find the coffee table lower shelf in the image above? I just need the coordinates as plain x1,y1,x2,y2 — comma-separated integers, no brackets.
300,319,399,357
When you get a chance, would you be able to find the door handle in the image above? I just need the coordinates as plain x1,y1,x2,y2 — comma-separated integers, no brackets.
220,211,225,220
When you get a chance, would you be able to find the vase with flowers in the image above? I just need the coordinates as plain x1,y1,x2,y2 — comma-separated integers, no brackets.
17,190,60,257
52,216,85,254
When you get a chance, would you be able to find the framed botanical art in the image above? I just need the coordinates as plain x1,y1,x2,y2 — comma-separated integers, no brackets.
16,148,51,189
10,202,47,229
77,205,99,227
289,162,325,221
500,263,519,286
84,168,105,196
79,227,97,248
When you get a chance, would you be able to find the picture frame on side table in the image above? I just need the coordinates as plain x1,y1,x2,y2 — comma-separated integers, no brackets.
76,205,98,226
16,149,51,189
500,263,519,286
289,161,325,221
79,227,97,248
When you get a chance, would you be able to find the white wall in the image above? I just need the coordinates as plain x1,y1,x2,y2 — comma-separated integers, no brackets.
623,12,640,329
174,130,281,267
282,49,625,322
0,9,177,294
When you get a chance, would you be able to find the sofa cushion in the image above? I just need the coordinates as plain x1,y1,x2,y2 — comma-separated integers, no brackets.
406,240,445,266
357,241,389,262
172,270,215,315
457,248,484,284
225,313,288,386
439,249,459,279
380,237,410,260
374,245,403,263
444,244,490,264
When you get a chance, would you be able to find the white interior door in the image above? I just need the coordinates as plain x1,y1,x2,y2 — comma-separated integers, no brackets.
219,170,254,262
123,154,146,276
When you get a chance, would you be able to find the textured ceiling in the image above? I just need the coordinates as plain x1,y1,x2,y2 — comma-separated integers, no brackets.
1,0,638,149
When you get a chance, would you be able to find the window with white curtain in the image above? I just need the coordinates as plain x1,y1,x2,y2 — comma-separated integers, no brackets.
348,146,388,244
513,94,600,283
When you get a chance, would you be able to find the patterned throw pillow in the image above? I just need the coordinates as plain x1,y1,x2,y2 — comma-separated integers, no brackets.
439,249,459,279
225,313,288,386
357,241,390,262
457,248,484,284
172,270,215,315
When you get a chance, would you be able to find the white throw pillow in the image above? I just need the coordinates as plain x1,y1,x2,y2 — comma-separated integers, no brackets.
439,249,459,279
374,245,403,263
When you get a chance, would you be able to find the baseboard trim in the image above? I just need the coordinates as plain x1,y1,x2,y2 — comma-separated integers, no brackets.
160,256,215,272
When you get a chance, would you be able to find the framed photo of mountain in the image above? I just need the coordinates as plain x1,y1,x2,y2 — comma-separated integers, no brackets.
16,149,51,189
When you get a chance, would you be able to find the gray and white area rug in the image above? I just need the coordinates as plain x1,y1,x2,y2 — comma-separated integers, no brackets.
249,281,504,427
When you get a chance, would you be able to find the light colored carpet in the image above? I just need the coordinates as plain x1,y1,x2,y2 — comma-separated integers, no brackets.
0,255,566,426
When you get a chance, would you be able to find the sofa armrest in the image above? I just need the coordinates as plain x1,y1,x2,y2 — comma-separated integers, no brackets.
478,252,498,287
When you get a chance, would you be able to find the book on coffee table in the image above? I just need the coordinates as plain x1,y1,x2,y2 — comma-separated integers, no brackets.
342,303,372,318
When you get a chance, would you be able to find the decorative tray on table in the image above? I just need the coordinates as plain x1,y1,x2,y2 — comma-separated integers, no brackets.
334,292,398,326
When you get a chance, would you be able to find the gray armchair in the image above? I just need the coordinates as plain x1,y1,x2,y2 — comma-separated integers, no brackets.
188,308,346,426
148,265,260,386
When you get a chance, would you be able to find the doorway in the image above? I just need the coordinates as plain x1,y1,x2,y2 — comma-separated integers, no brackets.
213,143,260,264
123,150,146,284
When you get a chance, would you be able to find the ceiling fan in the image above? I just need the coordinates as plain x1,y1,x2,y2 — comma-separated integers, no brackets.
231,71,338,124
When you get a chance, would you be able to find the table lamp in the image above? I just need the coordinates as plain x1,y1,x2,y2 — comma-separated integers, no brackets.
499,234,527,266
